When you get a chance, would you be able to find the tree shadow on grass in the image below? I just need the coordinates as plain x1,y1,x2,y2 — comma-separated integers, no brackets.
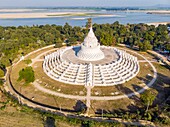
73,100,87,112
115,84,134,95
136,76,151,85
43,117,56,127
132,84,143,92
137,70,170,105
95,109,108,115
151,71,170,105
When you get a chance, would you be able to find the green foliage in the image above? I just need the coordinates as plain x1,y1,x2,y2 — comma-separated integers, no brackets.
23,59,32,65
100,33,115,46
0,79,3,85
0,105,6,110
165,43,170,51
0,68,4,77
140,90,156,107
0,22,169,66
82,120,95,127
20,105,34,112
18,66,35,84
138,40,153,51
144,111,153,121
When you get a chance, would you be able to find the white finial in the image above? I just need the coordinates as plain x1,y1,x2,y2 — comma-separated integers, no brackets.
83,26,98,48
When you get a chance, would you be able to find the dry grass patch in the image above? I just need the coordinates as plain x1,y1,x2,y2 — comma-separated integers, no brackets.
0,111,43,127
26,46,55,59
14,83,79,111
33,61,86,95
91,98,133,113
11,61,28,86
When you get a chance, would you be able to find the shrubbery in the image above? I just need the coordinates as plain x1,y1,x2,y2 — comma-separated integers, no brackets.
0,68,4,77
0,79,3,85
18,66,35,84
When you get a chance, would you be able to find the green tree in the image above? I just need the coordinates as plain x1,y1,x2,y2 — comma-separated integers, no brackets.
18,66,35,84
100,33,114,46
143,40,153,51
55,38,63,48
0,80,3,85
44,33,55,44
140,90,156,112
165,43,170,51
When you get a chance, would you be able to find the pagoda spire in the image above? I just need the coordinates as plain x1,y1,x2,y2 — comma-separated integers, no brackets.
87,18,92,29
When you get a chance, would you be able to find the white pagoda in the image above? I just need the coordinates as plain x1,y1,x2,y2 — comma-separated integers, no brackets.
77,27,104,61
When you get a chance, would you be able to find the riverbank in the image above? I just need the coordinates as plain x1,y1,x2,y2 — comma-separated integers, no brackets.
147,22,170,26
0,12,84,19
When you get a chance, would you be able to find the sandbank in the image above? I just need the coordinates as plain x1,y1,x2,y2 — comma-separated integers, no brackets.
0,9,45,12
0,12,119,19
0,12,86,19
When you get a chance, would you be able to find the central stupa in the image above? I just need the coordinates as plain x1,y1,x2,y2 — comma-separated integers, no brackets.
43,24,140,86
77,27,105,61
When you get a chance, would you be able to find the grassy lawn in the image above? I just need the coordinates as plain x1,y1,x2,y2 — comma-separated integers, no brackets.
150,63,170,104
90,98,140,115
0,89,43,127
26,46,55,60
10,61,84,111
0,111,43,127
0,89,82,127
11,61,28,87
33,61,86,95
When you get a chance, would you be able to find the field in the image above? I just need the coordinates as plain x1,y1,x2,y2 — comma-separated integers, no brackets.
0,89,82,127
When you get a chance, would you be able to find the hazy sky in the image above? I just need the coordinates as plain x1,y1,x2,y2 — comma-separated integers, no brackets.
0,0,170,7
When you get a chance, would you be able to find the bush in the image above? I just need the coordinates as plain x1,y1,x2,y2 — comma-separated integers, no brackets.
0,105,6,110
23,59,32,65
0,68,4,77
0,79,4,85
18,66,35,84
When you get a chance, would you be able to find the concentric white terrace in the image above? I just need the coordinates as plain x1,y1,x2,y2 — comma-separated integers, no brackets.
43,27,140,86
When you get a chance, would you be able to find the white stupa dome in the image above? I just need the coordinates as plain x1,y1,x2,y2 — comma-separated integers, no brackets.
77,27,105,61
